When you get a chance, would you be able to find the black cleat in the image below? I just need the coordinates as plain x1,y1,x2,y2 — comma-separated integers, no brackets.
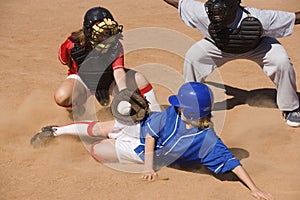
282,109,300,127
30,125,57,147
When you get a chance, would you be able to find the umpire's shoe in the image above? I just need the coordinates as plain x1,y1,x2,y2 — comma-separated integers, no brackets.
30,125,57,147
283,109,300,127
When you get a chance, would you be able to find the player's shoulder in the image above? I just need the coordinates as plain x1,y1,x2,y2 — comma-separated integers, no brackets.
147,111,167,121
60,35,75,48
180,0,205,10
242,6,264,17
244,6,291,18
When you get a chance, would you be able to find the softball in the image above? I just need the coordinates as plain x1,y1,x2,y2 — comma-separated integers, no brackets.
117,101,131,115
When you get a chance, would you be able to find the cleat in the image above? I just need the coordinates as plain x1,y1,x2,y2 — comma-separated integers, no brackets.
282,109,300,127
41,125,58,132
30,126,57,147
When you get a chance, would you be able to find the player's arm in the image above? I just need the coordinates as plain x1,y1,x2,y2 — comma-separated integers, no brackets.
295,11,300,24
112,52,127,91
113,68,127,91
163,0,179,8
58,38,73,66
142,133,158,180
232,165,274,200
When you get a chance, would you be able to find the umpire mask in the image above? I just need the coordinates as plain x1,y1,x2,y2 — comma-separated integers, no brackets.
205,0,240,24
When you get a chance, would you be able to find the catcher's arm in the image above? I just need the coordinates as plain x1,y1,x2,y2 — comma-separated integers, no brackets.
114,68,127,91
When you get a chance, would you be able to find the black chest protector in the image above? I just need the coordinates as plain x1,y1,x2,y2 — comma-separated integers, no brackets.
208,9,263,54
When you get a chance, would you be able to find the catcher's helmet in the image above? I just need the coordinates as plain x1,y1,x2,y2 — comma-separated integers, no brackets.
83,7,122,47
83,7,114,36
169,82,213,120
205,0,241,23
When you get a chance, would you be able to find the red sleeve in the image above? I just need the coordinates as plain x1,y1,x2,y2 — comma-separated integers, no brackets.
58,37,74,65
58,36,78,75
111,42,125,71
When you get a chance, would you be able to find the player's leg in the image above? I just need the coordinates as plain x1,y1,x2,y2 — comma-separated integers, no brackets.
30,120,115,147
90,139,118,162
90,124,143,164
52,120,115,137
249,37,300,126
54,78,75,108
54,74,90,110
183,39,230,82
134,72,162,112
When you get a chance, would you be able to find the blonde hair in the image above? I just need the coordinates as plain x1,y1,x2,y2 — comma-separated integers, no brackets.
179,108,211,129
188,116,211,129
66,29,90,68
71,29,87,47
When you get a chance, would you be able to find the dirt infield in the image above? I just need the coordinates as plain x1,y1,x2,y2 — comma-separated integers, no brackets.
1,0,300,199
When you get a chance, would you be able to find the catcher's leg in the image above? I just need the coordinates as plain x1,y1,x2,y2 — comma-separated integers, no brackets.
134,72,162,112
54,78,74,108
255,38,300,127
54,74,91,110
256,38,299,111
183,39,227,82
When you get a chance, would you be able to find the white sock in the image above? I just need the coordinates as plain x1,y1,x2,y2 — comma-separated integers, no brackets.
143,89,162,112
53,121,97,137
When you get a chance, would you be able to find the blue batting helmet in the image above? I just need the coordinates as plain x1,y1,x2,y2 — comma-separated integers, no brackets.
169,82,214,120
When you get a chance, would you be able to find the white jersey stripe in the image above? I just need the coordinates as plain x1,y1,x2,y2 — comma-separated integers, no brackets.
164,129,206,155
214,158,237,173
162,115,180,146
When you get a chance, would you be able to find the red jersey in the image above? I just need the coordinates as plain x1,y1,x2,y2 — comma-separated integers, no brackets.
58,36,125,76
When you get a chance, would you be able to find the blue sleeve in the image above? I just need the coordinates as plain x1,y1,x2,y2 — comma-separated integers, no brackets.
143,111,167,139
201,139,241,174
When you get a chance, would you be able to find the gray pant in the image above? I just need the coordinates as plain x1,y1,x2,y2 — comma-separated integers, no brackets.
184,37,299,111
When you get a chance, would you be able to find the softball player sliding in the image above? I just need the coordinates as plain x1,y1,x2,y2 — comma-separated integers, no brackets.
31,82,273,199
54,7,161,112
163,0,300,127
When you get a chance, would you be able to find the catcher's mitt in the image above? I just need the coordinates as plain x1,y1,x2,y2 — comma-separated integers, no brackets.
110,89,149,123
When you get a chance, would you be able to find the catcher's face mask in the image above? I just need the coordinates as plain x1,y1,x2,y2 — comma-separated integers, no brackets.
90,18,123,47
205,0,240,24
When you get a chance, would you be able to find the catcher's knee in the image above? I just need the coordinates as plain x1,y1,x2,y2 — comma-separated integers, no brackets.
54,91,72,108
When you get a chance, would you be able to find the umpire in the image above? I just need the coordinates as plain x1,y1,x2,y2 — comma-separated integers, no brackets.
163,0,300,127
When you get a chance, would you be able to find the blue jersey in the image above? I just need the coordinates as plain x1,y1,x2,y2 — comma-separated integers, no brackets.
134,106,240,174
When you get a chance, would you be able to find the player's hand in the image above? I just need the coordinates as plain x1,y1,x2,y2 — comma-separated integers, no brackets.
142,170,159,181
251,188,274,200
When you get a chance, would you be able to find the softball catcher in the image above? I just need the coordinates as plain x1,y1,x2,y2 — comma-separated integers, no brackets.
54,6,161,114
